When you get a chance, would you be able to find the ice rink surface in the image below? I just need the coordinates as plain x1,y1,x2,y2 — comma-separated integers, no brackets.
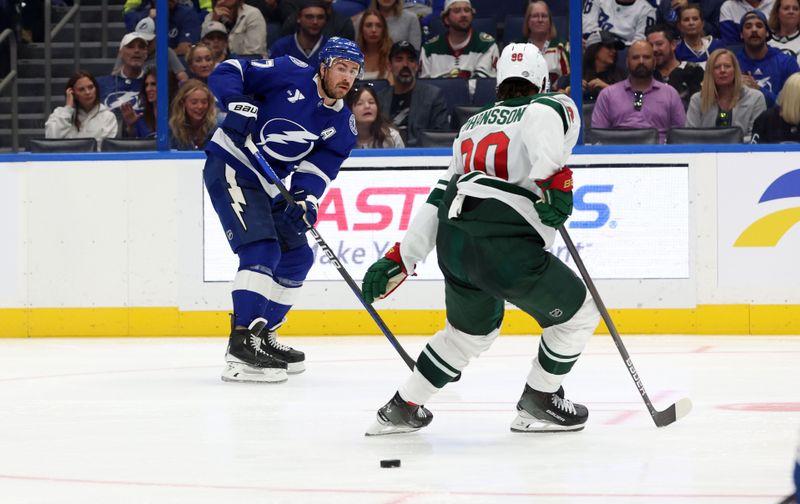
0,334,797,504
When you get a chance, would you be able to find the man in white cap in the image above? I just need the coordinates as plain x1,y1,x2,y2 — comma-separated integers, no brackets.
97,22,153,112
112,18,189,85
362,43,600,436
201,20,232,66
419,0,499,78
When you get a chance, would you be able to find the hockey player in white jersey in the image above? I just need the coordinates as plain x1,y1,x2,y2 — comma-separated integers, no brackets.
582,0,657,45
361,43,601,436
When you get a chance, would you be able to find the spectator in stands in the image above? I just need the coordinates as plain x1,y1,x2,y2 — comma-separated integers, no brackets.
419,0,499,78
348,84,405,148
360,0,422,51
559,30,626,103
114,18,189,84
186,43,216,82
98,27,149,112
245,0,286,24
592,39,687,142
522,0,569,91
202,0,267,57
675,4,726,65
280,0,356,39
752,71,800,140
405,0,432,18
646,24,704,106
357,9,393,80
270,1,329,65
768,0,800,63
583,0,657,46
719,0,775,44
120,67,178,138
169,79,217,150
377,40,450,146
123,0,212,27
124,0,201,57
736,9,799,106
202,21,233,66
658,0,725,38
45,71,118,147
687,48,766,140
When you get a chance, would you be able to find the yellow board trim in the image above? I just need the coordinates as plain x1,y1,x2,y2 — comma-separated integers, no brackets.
1,305,799,337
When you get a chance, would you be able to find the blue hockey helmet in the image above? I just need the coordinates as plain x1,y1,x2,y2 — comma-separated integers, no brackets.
319,37,365,78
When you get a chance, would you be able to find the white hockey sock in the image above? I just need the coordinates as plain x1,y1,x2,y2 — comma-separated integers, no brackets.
527,292,600,393
398,368,440,405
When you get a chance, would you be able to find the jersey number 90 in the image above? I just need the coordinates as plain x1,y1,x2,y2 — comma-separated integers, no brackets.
460,132,510,180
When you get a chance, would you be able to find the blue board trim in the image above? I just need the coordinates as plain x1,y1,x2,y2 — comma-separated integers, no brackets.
2,144,800,163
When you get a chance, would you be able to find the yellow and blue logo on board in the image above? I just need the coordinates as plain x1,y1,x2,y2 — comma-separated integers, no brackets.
735,169,800,247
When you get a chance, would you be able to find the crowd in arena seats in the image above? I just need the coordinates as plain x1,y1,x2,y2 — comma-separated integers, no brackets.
24,0,800,150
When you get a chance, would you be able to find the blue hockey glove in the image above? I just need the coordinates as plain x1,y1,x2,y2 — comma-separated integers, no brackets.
534,167,574,228
221,95,258,148
280,189,318,235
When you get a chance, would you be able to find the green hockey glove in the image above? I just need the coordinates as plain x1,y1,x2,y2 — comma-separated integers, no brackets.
534,167,574,228
362,242,410,304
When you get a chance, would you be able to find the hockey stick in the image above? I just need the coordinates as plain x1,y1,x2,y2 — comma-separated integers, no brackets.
244,137,417,370
558,226,692,428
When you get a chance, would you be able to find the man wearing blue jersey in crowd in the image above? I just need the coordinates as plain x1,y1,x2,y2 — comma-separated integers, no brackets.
204,37,363,383
736,10,800,107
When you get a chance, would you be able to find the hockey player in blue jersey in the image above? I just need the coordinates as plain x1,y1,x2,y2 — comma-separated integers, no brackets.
203,37,363,383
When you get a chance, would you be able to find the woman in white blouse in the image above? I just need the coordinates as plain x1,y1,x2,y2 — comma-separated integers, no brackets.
45,71,118,148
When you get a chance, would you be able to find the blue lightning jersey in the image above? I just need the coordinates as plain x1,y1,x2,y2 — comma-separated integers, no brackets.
206,56,357,201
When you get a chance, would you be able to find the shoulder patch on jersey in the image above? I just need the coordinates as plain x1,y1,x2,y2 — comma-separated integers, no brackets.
288,55,309,68
479,32,495,42
251,59,275,68
426,34,440,44
349,113,357,135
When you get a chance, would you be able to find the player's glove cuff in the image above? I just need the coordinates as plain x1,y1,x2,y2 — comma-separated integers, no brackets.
534,167,574,228
362,242,412,304
221,95,258,148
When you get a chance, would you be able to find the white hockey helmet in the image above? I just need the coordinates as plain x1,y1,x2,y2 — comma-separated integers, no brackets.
496,43,549,93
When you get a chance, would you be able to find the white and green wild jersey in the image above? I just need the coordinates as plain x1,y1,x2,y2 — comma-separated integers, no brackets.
398,93,581,272
419,32,499,79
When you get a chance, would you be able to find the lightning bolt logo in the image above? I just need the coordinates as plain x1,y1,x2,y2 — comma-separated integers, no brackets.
264,130,318,144
258,118,319,162
225,165,247,231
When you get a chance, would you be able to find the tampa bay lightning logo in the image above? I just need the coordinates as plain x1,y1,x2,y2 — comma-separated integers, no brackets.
103,91,140,110
258,118,319,162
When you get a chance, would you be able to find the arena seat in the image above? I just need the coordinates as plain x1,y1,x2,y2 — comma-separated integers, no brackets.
101,138,157,152
667,127,743,144
452,105,482,129
419,130,459,147
584,128,659,145
417,78,470,116
472,77,496,106
27,137,97,153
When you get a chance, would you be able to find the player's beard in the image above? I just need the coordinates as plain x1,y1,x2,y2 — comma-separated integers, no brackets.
322,71,351,100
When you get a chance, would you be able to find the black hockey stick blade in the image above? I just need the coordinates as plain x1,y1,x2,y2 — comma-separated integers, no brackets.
653,397,693,427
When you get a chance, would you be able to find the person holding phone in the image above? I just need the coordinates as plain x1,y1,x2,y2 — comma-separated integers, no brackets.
45,70,119,149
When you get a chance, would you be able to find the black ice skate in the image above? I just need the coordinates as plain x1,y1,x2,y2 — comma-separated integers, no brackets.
259,319,305,374
222,318,288,383
510,385,588,432
365,392,433,436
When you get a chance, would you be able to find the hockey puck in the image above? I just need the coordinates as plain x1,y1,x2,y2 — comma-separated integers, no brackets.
380,459,401,468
